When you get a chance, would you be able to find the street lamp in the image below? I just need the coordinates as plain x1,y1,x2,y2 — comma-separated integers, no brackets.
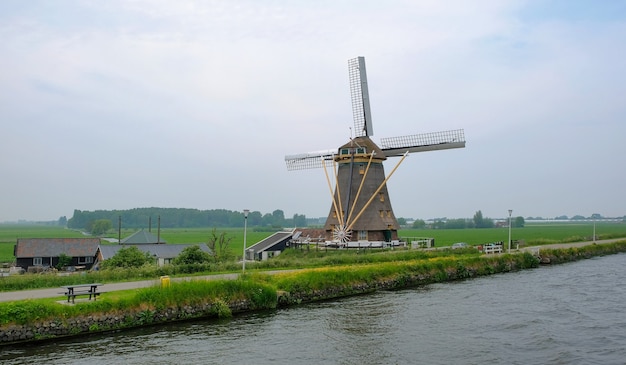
242,209,249,273
508,209,513,253
593,219,596,243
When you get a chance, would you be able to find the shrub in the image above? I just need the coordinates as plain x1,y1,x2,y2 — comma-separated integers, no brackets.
56,253,72,270
101,246,153,269
172,245,212,265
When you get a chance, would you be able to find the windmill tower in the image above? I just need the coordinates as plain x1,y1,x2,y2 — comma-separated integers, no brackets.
285,57,466,245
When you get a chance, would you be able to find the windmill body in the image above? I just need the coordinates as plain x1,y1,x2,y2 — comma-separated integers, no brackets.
325,136,398,243
285,57,466,245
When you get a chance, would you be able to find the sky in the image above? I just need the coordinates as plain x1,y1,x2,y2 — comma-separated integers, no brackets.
1,0,625,223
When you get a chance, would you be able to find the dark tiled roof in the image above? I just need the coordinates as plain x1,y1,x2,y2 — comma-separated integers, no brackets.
121,229,166,244
15,238,101,258
247,229,295,252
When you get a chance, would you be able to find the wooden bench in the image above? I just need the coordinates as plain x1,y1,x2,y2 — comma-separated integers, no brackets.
60,283,103,304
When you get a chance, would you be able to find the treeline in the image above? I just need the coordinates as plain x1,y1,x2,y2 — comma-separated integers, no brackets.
411,210,525,229
67,208,308,230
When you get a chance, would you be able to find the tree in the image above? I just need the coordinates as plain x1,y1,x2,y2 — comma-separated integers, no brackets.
397,217,407,226
56,253,72,270
173,245,212,265
206,228,234,261
292,214,307,227
482,218,495,228
261,213,274,226
445,219,467,229
432,220,446,229
58,216,67,227
101,246,153,269
473,210,484,228
473,210,494,228
514,216,525,228
272,209,285,227
412,219,426,229
89,219,112,235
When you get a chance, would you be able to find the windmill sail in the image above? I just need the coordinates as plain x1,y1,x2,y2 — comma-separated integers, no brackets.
380,129,466,157
349,57,373,137
284,150,336,171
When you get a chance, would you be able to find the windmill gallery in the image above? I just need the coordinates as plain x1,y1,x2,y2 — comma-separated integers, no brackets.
279,57,466,250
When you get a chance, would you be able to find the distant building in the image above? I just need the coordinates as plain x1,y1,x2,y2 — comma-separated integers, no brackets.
120,229,166,244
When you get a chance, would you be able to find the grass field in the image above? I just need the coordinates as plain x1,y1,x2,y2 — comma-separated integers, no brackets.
399,222,626,247
2,222,625,264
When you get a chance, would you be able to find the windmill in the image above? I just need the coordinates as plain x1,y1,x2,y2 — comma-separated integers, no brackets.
285,57,466,245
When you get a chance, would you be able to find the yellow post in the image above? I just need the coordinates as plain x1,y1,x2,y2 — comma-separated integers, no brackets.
160,275,170,288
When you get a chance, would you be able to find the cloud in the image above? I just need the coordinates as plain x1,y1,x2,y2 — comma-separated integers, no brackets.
0,0,625,222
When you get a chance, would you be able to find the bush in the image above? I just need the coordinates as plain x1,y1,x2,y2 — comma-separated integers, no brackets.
172,245,212,265
101,246,153,269
56,253,72,270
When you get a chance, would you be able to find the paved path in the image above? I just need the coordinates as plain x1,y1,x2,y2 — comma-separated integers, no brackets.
0,239,622,303
0,271,290,302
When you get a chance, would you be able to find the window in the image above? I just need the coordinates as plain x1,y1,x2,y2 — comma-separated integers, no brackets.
379,193,385,202
359,164,365,175
379,210,384,218
356,147,366,154
33,257,43,266
358,230,367,240
340,148,350,155
78,256,93,264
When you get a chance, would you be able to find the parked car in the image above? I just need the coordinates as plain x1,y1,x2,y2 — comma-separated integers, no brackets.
451,242,469,249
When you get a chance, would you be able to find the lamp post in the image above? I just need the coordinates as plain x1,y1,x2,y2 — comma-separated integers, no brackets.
508,209,513,253
593,219,596,243
242,209,249,273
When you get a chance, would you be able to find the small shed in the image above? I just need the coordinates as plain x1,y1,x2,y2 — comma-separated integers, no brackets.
246,229,296,261
14,238,101,271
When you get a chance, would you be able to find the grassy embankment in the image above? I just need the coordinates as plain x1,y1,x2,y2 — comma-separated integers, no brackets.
1,240,625,331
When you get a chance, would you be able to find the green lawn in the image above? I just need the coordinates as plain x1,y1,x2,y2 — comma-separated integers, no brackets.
399,222,626,247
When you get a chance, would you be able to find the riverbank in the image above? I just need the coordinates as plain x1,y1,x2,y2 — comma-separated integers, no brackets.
1,240,625,345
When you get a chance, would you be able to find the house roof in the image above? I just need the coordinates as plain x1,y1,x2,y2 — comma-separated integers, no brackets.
98,243,211,260
15,238,101,258
247,229,295,253
121,229,166,244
